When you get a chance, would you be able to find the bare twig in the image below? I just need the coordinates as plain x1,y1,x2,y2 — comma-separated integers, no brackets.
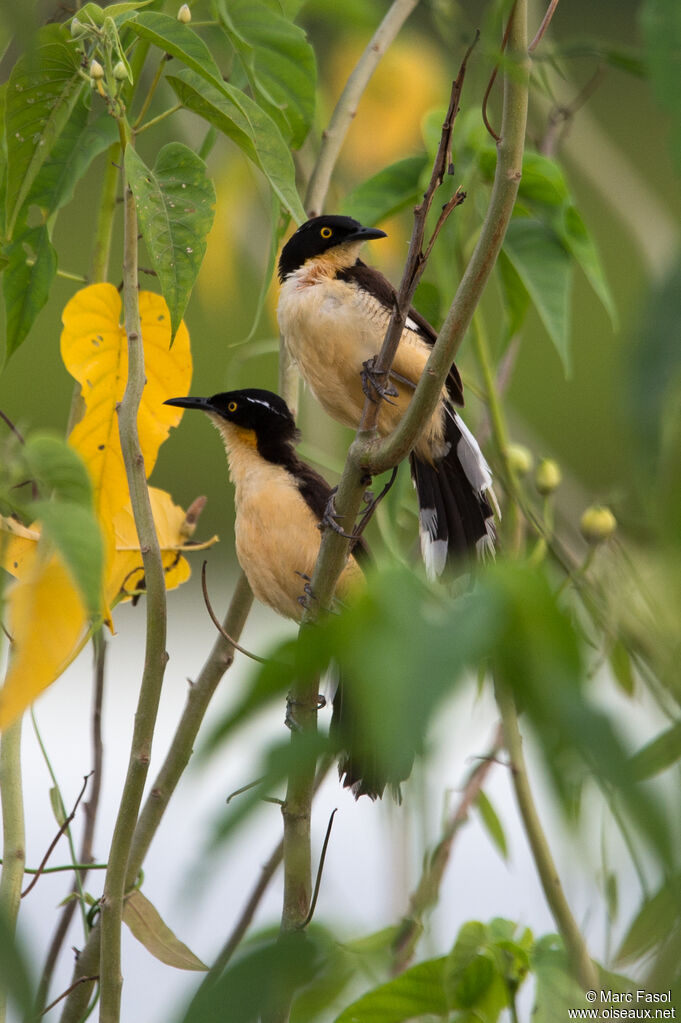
21,774,91,898
0,409,25,443
36,635,106,1014
391,725,504,973
540,66,605,158
299,808,338,930
201,562,268,664
304,0,421,217
529,0,560,53
40,977,99,1018
482,0,517,142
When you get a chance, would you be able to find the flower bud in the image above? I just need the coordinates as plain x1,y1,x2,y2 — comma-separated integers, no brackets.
580,505,617,544
89,59,105,81
535,458,562,496
70,17,86,37
177,4,191,22
507,443,533,477
113,61,128,81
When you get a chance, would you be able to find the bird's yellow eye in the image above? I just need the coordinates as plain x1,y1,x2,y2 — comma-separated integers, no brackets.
320,226,333,239
228,401,238,412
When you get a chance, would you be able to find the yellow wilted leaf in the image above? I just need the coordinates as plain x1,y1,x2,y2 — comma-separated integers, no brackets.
62,284,192,537
0,551,87,730
107,488,217,604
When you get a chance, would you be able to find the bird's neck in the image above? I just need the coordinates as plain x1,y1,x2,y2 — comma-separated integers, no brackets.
287,243,363,287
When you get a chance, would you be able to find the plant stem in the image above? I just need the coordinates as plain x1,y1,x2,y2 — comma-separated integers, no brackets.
0,717,25,1023
391,724,504,973
58,573,253,1023
303,0,420,217
35,632,106,1016
495,678,599,991
99,129,169,1023
67,141,121,438
135,103,181,136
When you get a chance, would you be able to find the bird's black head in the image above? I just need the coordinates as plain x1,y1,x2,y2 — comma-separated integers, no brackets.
164,389,299,462
278,215,387,281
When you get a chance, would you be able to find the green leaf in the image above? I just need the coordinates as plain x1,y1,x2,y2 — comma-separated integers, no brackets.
49,786,66,826
166,67,306,223
25,434,94,508
333,957,449,1022
216,0,316,148
125,143,216,340
25,99,119,218
475,791,509,860
127,11,224,85
2,224,57,361
342,155,427,225
615,879,681,965
0,913,34,1016
497,247,530,340
557,203,618,329
609,638,636,696
5,34,85,238
517,151,570,207
531,935,588,1023
447,954,495,1009
78,1,153,26
123,890,208,971
640,0,681,177
502,217,573,375
630,721,681,781
32,500,104,616
182,933,324,1023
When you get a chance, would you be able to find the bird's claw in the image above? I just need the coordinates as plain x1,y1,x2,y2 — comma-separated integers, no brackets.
361,357,399,405
319,489,356,540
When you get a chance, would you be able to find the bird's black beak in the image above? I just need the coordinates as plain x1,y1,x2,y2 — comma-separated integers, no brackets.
346,225,387,243
164,396,214,413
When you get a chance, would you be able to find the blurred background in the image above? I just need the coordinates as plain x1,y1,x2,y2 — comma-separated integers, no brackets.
1,0,680,1019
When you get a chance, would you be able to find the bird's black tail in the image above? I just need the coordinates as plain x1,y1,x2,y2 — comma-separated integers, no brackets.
411,405,496,578
330,678,414,801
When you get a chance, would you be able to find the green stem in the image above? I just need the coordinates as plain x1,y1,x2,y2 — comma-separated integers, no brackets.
30,710,88,936
0,717,25,1023
470,311,522,550
495,678,599,992
135,103,181,136
67,141,121,438
58,573,254,1023
132,53,167,130
99,127,169,1023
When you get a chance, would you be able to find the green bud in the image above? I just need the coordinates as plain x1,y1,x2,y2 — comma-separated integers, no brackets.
113,61,128,81
580,506,617,544
89,59,105,81
70,17,86,38
507,443,533,477
535,458,562,496
177,4,191,22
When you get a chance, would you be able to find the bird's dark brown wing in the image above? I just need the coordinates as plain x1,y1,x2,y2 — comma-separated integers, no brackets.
286,454,371,566
337,260,464,406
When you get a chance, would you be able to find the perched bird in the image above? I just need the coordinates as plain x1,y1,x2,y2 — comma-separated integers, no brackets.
277,214,496,578
164,387,409,799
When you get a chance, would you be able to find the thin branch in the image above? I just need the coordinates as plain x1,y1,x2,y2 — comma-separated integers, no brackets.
482,0,517,142
36,634,106,1015
529,0,560,53
201,562,267,664
0,718,25,1023
0,409,25,443
58,572,254,1023
495,678,599,991
40,977,99,1018
21,774,91,898
299,808,338,929
391,725,504,973
304,0,421,217
99,124,170,1023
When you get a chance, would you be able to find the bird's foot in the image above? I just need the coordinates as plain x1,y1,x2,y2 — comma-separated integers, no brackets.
319,488,356,539
361,357,399,405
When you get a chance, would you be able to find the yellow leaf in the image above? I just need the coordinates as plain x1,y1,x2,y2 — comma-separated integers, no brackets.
0,551,88,730
0,517,40,578
61,284,192,533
